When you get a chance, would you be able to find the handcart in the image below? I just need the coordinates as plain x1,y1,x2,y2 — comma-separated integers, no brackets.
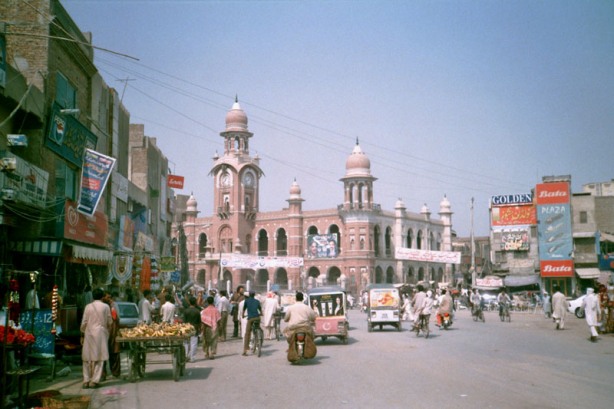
116,335,188,382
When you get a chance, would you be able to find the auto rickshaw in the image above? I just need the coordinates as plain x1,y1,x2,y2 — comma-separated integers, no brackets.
306,286,349,344
366,284,402,332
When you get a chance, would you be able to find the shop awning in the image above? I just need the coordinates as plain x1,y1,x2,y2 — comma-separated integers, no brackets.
504,274,540,287
10,240,63,256
598,271,612,285
600,232,614,243
576,268,601,279
70,244,113,262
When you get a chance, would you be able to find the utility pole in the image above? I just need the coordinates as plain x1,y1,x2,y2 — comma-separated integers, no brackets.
470,197,476,286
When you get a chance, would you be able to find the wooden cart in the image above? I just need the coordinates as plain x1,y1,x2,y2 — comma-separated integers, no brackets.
116,335,188,382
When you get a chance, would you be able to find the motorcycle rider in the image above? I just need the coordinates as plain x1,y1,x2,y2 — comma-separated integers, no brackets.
283,291,316,339
497,288,512,318
284,292,317,361
470,288,483,318
436,288,453,327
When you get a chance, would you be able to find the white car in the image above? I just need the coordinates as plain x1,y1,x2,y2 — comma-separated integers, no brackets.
567,295,586,319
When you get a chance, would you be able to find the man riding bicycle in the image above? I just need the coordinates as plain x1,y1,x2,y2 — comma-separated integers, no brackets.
242,291,262,356
470,288,484,317
497,288,512,318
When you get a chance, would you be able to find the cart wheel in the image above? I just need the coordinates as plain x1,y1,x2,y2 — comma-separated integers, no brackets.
128,352,137,382
136,351,146,378
179,345,186,376
172,350,180,382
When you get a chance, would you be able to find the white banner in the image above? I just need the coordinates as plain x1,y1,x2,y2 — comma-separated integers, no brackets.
220,254,304,269
395,247,461,264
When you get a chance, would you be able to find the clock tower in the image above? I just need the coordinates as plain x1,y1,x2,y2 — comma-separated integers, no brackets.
210,97,262,254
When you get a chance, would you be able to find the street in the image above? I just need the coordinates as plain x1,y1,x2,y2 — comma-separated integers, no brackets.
29,308,613,409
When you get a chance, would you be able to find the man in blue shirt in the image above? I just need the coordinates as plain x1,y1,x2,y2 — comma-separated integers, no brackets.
242,292,262,355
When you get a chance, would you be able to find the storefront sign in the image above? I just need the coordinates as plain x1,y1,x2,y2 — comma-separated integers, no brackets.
491,194,532,206
167,174,184,189
220,254,304,269
395,247,461,264
77,149,116,216
540,260,574,277
61,199,108,247
46,104,97,167
491,204,536,226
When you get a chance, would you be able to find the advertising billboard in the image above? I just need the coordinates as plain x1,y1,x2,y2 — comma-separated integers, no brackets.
491,205,536,226
536,182,573,277
307,234,338,259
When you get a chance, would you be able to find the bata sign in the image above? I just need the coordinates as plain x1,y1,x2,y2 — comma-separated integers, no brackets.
491,193,532,206
535,182,570,205
167,175,185,189
540,260,574,277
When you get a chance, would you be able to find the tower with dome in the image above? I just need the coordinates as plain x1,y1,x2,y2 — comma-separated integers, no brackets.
177,99,454,295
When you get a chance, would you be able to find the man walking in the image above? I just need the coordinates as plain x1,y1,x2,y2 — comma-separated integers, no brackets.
230,285,245,337
160,292,176,324
183,296,201,362
201,296,221,359
80,288,112,389
551,285,567,330
582,288,601,342
217,290,231,341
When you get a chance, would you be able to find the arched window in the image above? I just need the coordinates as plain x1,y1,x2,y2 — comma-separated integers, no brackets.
276,228,288,256
406,229,413,248
385,226,392,256
258,229,269,256
198,233,208,257
386,266,395,283
417,230,423,250
374,226,381,256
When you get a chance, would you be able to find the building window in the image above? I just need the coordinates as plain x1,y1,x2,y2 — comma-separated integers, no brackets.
579,211,588,224
55,159,77,200
55,72,76,109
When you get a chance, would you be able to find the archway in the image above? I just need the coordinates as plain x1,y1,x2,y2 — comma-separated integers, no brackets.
275,268,288,289
197,269,206,285
328,266,342,285
385,266,395,283
375,266,384,283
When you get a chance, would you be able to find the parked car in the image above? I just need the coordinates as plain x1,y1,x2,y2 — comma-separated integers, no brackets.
116,301,140,328
568,295,586,319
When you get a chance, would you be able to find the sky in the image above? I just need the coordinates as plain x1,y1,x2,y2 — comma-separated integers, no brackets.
59,0,614,237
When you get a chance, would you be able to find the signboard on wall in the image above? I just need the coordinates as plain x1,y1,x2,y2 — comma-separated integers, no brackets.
306,234,338,259
20,309,54,355
395,247,461,264
491,205,536,226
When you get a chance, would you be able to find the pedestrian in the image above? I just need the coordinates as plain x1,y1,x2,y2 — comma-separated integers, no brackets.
80,288,112,389
183,296,201,362
104,291,121,378
262,291,279,340
138,289,154,324
551,285,567,330
160,292,176,323
597,284,609,333
542,292,551,318
230,285,245,337
201,296,221,359
582,288,601,342
217,290,231,341
242,291,262,356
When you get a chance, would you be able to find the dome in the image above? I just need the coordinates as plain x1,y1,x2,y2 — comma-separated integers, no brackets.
439,195,451,213
420,203,430,214
395,198,406,209
224,97,248,132
186,194,198,212
289,178,302,200
345,141,371,176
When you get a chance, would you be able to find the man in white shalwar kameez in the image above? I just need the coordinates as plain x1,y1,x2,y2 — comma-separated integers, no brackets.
262,292,280,340
582,288,601,342
80,288,112,388
551,285,567,330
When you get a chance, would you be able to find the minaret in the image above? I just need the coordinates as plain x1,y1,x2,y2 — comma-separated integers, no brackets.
340,139,377,211
438,195,453,283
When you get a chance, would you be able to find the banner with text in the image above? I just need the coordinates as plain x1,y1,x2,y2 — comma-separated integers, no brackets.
220,254,304,269
77,149,116,216
395,248,461,264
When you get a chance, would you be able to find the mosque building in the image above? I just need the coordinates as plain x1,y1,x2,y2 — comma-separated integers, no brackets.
176,99,454,296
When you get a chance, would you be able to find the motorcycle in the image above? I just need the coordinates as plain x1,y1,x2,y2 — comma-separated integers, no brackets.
287,327,317,364
441,312,453,329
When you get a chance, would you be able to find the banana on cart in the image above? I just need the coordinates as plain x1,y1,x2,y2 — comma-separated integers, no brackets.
120,322,195,338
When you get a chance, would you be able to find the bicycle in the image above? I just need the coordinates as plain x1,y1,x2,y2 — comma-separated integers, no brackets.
499,302,511,323
273,311,283,341
248,319,264,357
472,305,485,323
415,314,430,338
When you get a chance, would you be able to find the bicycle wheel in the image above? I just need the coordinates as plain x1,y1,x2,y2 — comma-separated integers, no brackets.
480,311,485,323
255,328,264,357
506,312,511,323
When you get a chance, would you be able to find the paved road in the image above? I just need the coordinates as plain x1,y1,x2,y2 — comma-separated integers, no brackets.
27,308,613,409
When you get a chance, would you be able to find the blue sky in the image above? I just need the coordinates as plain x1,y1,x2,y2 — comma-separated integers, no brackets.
61,0,614,237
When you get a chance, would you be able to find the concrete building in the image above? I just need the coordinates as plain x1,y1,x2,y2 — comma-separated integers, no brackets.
176,99,454,295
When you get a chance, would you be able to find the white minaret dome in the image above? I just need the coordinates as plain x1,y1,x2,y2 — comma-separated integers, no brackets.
345,140,371,176
225,96,248,132
395,198,405,209
186,193,198,212
439,195,451,213
289,178,301,197
420,203,430,214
